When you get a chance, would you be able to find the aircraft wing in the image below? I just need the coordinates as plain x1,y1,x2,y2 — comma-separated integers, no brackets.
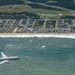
1,52,7,58
0,60,9,64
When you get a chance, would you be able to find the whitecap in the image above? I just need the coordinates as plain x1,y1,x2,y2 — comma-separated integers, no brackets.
63,45,68,48
29,40,32,42
63,44,71,48
0,34,75,39
5,44,23,49
5,44,13,48
41,45,46,49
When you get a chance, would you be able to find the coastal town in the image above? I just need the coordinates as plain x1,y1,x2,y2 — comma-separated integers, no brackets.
0,1,75,75
0,19,75,33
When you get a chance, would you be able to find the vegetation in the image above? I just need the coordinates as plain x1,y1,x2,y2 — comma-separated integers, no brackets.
47,0,75,10
28,3,62,10
0,0,25,6
0,12,40,19
0,0,74,19
28,0,48,3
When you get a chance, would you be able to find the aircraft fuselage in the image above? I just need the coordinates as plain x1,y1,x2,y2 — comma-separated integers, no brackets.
0,56,19,61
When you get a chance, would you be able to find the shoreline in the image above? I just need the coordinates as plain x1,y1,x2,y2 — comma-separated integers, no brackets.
0,33,75,38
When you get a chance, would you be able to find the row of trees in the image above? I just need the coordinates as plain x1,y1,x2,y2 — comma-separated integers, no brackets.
28,0,48,3
28,0,75,9
0,12,40,19
0,0,25,6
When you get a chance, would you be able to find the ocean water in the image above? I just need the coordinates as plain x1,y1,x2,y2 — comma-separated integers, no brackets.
0,37,75,75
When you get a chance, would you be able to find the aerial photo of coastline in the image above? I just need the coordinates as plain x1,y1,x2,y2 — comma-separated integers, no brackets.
0,0,75,75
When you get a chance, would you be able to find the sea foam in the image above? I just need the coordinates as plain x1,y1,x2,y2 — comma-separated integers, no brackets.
0,34,75,39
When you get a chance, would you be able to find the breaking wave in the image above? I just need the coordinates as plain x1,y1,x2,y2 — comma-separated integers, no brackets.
0,34,75,39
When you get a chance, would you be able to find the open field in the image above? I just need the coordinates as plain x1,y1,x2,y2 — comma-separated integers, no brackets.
0,0,74,19
0,5,72,19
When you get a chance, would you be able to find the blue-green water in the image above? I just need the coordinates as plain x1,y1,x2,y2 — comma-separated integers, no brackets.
0,37,75,75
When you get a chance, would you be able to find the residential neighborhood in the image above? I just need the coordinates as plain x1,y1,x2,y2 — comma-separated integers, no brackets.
0,19,75,33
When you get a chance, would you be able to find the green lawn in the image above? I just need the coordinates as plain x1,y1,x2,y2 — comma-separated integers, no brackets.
0,5,31,12
0,5,70,15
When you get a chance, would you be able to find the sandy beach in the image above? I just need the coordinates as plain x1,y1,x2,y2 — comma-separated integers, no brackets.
0,33,75,38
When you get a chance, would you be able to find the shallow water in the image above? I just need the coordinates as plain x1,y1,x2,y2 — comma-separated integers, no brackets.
0,37,75,75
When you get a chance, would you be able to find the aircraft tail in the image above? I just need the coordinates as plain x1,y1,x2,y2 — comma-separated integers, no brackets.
1,52,7,58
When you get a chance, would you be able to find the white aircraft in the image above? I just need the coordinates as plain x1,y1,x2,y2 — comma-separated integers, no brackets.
0,52,19,64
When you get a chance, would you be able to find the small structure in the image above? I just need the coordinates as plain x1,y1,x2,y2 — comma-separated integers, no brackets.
58,14,62,17
71,25,75,32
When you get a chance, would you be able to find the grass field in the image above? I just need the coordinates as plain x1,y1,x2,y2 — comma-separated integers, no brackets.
0,0,74,19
